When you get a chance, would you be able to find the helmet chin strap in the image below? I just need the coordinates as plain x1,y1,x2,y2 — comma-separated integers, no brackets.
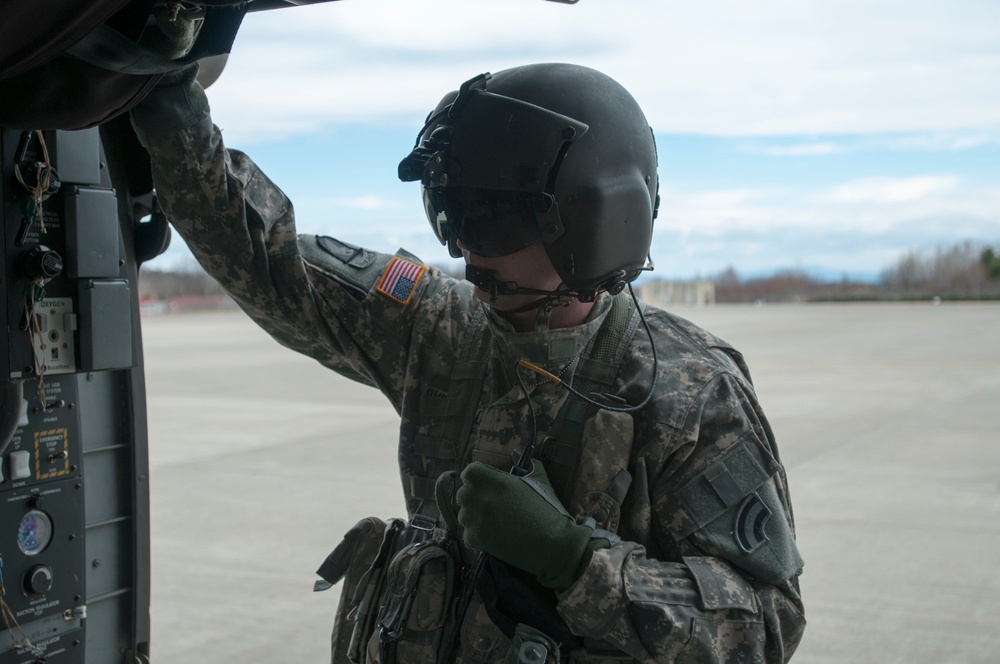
464,265,576,314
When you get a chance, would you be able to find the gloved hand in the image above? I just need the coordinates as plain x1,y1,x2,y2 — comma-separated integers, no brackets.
457,460,611,591
130,63,209,147
138,2,207,60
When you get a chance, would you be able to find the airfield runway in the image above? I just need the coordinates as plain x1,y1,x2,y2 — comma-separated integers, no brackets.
140,302,1000,663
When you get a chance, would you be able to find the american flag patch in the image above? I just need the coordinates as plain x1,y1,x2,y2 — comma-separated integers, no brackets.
376,256,427,305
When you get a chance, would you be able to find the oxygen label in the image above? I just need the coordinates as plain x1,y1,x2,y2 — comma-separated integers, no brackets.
31,297,76,374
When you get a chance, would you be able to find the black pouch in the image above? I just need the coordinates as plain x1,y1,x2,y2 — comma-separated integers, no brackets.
476,558,578,647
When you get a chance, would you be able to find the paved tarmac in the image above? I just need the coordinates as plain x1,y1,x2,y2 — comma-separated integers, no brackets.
140,302,1000,663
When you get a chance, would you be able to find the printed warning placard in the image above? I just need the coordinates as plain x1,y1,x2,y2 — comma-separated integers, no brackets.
34,428,70,479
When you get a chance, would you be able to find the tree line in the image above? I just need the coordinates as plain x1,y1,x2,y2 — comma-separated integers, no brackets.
714,241,1000,303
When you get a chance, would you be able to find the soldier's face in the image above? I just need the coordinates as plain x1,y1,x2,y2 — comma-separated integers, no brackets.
460,241,563,310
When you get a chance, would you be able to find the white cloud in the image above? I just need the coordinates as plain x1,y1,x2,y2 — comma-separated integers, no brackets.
650,179,1000,277
879,132,999,151
334,195,394,210
748,143,845,157
289,194,399,215
205,0,1000,143
819,176,960,205
674,188,781,210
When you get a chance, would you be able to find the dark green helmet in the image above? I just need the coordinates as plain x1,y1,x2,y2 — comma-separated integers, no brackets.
399,63,659,299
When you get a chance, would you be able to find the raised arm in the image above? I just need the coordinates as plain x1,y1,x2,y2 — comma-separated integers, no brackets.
129,67,439,402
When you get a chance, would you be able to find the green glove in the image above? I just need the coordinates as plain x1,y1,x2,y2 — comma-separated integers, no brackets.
137,3,206,60
457,460,611,591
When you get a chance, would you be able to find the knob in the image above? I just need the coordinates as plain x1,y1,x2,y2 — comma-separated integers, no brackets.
25,565,53,594
21,245,63,281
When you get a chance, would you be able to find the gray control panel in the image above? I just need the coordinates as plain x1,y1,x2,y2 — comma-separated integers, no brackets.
1,127,150,664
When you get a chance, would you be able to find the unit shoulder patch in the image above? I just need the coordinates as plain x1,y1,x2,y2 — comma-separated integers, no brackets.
734,492,772,553
376,256,427,305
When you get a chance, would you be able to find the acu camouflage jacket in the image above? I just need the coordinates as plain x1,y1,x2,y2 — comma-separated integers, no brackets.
134,95,805,664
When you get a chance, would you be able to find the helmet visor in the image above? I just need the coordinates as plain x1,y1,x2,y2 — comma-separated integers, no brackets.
424,187,542,258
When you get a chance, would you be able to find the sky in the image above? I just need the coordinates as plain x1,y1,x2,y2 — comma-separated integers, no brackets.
156,0,1000,282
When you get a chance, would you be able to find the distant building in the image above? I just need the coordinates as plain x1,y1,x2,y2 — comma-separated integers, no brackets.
638,279,716,307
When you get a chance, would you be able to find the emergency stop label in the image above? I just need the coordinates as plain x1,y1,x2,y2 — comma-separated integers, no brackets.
34,428,69,479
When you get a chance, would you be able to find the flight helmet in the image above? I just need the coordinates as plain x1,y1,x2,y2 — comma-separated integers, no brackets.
399,63,659,300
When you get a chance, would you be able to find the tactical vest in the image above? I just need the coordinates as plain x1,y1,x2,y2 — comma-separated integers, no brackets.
407,292,640,522
318,292,644,664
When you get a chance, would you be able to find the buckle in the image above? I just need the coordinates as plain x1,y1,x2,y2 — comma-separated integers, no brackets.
409,513,437,531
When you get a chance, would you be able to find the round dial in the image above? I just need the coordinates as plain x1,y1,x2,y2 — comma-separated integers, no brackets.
26,565,53,594
17,509,53,556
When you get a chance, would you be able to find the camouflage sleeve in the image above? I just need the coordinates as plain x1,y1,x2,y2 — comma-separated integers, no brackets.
132,88,436,405
557,372,806,663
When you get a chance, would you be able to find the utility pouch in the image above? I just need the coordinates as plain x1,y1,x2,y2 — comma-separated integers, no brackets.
370,536,460,664
316,516,406,664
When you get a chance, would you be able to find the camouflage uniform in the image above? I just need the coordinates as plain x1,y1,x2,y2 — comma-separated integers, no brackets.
133,89,805,663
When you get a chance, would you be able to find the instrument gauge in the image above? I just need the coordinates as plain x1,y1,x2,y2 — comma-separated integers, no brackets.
17,509,53,556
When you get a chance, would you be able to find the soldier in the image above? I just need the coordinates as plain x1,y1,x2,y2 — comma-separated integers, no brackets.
131,62,805,663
